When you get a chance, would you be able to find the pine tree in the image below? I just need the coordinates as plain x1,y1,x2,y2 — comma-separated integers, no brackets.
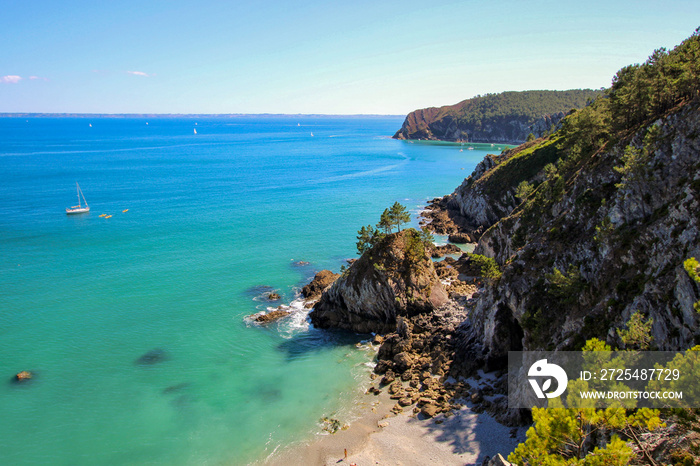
388,202,411,232
377,209,393,234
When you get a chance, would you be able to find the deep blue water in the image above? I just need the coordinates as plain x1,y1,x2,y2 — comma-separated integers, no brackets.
0,116,499,465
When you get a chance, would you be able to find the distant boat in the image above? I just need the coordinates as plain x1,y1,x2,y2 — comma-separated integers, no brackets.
66,182,90,215
89,123,92,127
194,128,197,135
310,132,314,137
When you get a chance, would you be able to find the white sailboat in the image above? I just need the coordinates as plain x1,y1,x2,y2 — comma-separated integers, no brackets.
66,182,90,215
194,128,197,135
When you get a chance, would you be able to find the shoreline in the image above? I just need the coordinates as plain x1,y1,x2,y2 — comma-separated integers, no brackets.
263,364,525,465
254,283,522,465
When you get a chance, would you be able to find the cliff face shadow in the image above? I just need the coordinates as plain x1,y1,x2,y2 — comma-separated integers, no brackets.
275,328,366,362
416,406,524,462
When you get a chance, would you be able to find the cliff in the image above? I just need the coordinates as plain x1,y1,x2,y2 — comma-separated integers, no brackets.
308,229,448,334
450,97,700,375
393,90,601,143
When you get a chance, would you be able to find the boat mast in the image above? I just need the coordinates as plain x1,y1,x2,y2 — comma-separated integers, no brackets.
76,182,82,208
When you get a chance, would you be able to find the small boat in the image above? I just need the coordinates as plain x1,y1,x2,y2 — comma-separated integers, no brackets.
310,132,314,137
104,215,112,219
99,214,106,217
193,128,197,135
122,209,128,213
66,182,90,215
89,123,92,128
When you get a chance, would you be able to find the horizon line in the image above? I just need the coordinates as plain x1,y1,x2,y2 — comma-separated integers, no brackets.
0,112,406,118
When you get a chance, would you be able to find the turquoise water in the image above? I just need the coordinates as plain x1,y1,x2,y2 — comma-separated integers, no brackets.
0,116,494,465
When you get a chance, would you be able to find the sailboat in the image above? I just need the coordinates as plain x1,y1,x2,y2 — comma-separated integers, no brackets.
66,182,90,215
194,128,197,135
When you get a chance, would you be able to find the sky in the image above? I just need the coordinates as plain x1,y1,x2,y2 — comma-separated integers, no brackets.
1,0,698,115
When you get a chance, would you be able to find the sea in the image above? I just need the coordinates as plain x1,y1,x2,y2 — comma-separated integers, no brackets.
0,116,502,465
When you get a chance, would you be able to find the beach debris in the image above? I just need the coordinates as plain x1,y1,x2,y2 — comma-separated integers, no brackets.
15,371,32,381
135,348,169,365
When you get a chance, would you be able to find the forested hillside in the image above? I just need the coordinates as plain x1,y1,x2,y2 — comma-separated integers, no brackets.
393,89,602,143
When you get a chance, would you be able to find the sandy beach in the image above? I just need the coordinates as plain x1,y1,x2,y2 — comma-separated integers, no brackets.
265,383,525,466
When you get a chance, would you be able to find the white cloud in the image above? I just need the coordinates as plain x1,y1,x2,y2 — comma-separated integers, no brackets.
127,71,150,77
1,75,22,84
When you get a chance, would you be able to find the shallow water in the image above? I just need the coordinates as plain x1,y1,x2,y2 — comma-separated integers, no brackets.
0,116,494,464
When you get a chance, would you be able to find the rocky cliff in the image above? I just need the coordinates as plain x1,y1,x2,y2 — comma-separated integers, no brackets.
309,229,448,334
451,99,700,376
393,90,601,143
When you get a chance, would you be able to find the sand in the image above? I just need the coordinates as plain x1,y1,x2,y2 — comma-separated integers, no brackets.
264,388,525,466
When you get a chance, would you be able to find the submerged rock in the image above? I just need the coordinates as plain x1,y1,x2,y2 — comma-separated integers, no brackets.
135,348,169,365
309,230,448,334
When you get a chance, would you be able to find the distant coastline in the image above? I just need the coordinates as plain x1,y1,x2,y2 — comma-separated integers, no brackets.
0,113,404,119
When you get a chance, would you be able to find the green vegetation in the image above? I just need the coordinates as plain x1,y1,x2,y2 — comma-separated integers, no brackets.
453,89,602,131
356,203,431,256
616,311,653,350
515,180,534,200
511,319,663,465
469,254,502,281
684,257,700,311
546,265,585,304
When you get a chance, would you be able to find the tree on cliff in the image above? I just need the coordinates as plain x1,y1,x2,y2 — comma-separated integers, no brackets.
377,208,393,234
389,202,411,232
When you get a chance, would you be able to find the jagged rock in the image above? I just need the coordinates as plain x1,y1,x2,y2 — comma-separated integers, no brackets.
254,308,291,323
267,292,281,301
301,270,339,299
448,234,471,244
309,230,448,334
430,243,462,258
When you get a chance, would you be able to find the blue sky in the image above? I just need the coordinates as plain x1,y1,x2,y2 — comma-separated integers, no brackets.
1,0,698,114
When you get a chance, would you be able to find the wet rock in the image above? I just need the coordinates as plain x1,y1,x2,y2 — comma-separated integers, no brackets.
292,261,310,267
267,292,281,301
254,308,291,323
448,233,472,244
15,371,32,381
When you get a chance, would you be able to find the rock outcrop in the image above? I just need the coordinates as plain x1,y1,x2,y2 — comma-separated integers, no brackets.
301,270,340,300
309,230,448,334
